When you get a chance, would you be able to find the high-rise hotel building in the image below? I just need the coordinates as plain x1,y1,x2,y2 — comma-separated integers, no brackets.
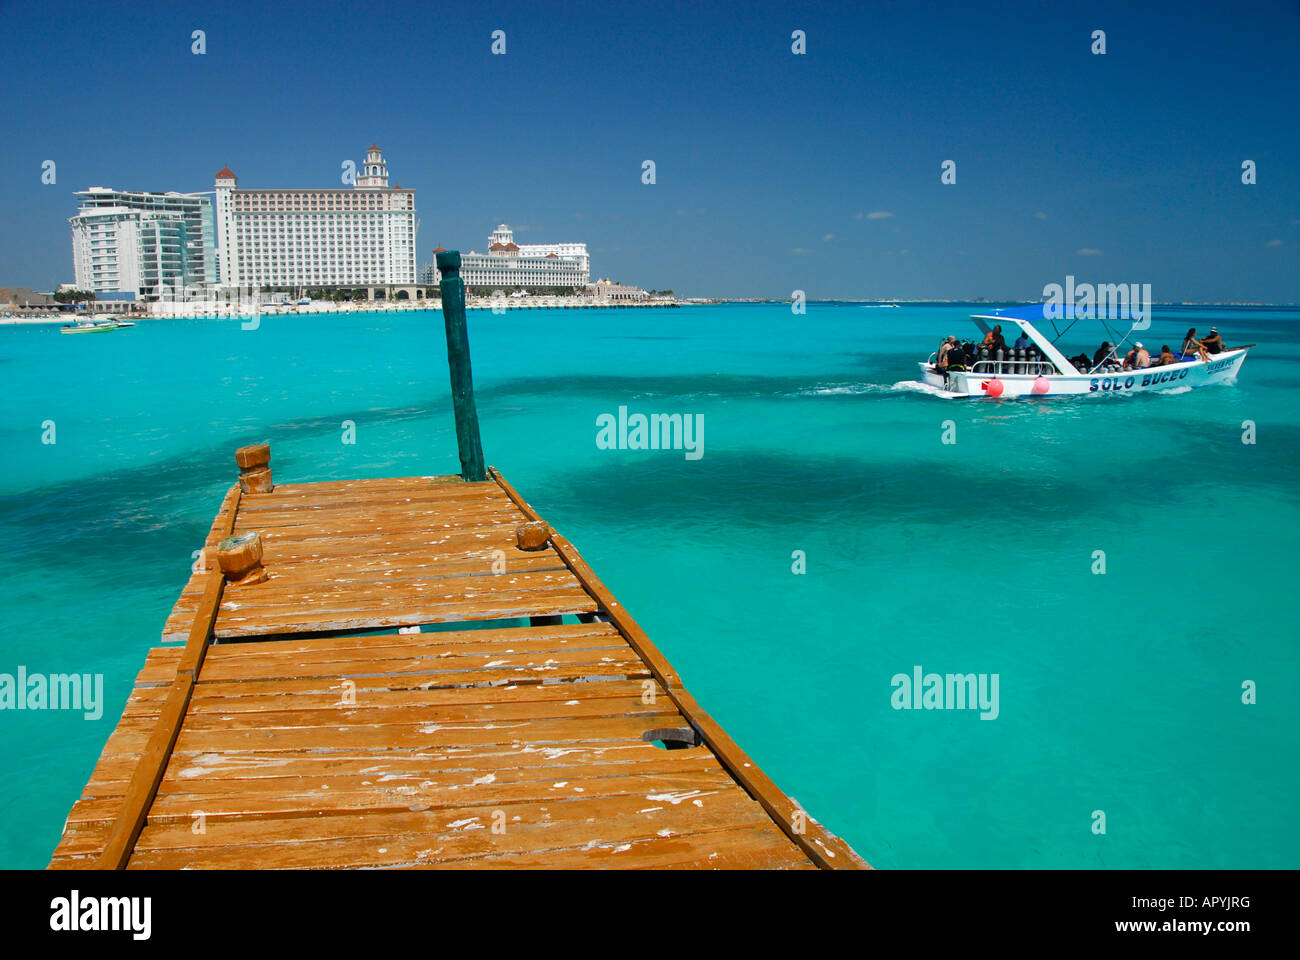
69,189,217,301
214,146,419,296
69,146,421,301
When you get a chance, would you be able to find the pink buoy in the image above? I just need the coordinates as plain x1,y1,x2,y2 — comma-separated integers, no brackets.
1033,375,1050,394
985,378,1004,397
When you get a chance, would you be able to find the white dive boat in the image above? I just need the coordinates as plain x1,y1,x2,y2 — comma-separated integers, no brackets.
919,305,1250,398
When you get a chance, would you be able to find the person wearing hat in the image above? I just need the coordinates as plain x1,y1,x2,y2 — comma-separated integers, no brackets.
1123,341,1151,370
1201,327,1225,355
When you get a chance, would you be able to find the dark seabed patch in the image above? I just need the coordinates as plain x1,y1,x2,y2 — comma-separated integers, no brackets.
531,436,1300,532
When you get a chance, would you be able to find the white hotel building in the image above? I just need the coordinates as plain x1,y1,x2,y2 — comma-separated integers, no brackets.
69,189,217,301
69,146,422,302
421,224,589,294
213,146,422,298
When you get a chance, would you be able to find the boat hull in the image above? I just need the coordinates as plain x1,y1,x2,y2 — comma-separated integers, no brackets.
919,349,1248,397
60,323,120,334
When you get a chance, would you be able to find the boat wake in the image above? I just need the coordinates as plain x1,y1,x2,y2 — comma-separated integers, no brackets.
790,380,960,398
792,382,894,396
890,380,961,398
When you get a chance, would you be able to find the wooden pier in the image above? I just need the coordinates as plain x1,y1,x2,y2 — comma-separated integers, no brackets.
49,464,865,869
47,251,866,870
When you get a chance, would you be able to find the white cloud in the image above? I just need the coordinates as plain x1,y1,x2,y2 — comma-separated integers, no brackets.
1034,211,1048,220
823,233,835,242
863,210,894,220
1076,248,1103,256
791,248,812,255
1266,238,1283,247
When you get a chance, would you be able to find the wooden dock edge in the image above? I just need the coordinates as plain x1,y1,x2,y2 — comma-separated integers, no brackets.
489,467,870,870
94,484,240,869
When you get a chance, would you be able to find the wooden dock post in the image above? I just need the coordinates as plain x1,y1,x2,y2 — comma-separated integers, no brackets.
235,442,274,494
436,250,487,482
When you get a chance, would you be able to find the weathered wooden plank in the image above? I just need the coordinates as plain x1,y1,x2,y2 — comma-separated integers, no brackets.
264,476,467,497
416,823,815,870
214,590,599,637
215,569,583,611
190,660,653,700
76,769,739,827
169,712,684,755
86,742,690,794
93,568,227,869
82,751,726,804
126,789,770,866
233,498,521,525
204,621,621,660
199,642,640,684
173,679,651,716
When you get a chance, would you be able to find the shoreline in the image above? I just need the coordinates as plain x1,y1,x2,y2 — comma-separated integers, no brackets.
147,296,683,318
6,298,1291,326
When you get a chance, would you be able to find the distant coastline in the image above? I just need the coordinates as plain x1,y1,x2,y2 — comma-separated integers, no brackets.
5,297,1296,325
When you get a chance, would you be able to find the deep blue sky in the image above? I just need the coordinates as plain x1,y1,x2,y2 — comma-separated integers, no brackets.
1,0,1296,300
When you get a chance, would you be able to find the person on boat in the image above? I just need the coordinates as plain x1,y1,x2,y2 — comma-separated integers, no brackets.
1181,328,1211,363
1093,341,1121,371
1154,345,1178,366
1123,342,1151,369
1069,352,1092,372
1013,330,1032,350
981,325,1006,355
937,335,956,369
1201,327,1225,354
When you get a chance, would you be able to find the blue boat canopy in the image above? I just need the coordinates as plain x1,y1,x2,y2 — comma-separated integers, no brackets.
978,302,1146,323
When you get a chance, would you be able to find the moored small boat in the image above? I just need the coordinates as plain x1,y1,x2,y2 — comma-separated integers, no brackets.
60,314,128,335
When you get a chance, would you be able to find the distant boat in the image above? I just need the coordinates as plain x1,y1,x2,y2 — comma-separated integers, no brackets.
60,320,120,335
60,314,128,335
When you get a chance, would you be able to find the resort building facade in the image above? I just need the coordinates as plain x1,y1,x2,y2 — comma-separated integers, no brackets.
420,224,589,295
213,146,423,299
68,146,423,302
586,279,648,301
68,189,217,302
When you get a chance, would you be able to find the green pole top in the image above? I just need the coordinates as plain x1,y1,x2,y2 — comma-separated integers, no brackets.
436,250,461,273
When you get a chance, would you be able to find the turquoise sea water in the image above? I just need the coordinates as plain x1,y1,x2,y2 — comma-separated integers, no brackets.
2,302,1297,869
